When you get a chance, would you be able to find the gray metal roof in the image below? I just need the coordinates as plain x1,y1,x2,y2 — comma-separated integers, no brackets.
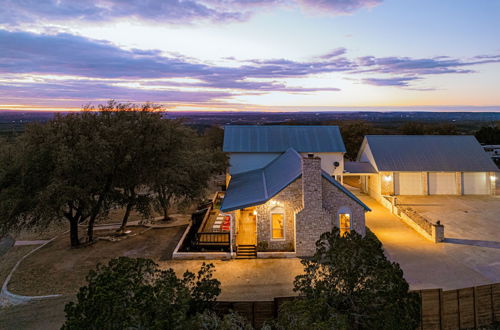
344,161,378,174
221,148,302,212
363,135,499,172
221,148,370,212
223,125,346,153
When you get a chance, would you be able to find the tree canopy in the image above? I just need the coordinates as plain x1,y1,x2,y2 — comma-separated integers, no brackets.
475,124,500,144
62,257,231,329
274,228,420,330
0,101,226,247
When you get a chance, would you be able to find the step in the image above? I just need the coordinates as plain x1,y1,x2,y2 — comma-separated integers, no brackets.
236,245,257,259
237,247,256,251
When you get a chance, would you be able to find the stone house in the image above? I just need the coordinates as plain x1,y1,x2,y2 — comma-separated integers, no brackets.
220,126,370,258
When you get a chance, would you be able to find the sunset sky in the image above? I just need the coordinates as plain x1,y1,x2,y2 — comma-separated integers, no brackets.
1,0,499,112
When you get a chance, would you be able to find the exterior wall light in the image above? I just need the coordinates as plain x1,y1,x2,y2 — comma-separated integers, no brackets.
253,210,257,215
491,175,497,181
383,175,392,182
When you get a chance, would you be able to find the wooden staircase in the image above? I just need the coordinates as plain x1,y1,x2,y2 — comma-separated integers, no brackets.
236,245,257,259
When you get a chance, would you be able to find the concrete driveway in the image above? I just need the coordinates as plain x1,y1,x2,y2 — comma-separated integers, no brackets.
396,195,500,283
356,194,495,290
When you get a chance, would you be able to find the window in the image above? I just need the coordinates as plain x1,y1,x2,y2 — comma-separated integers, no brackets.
270,207,285,239
338,206,352,236
339,213,351,236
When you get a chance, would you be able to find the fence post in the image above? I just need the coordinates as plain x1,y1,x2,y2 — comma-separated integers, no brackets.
473,286,478,329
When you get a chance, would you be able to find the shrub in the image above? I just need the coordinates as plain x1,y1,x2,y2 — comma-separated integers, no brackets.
274,228,420,330
62,257,222,329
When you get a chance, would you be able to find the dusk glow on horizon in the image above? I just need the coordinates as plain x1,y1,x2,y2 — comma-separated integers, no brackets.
1,0,499,112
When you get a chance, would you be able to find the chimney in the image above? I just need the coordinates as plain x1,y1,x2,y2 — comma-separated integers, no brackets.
301,155,322,211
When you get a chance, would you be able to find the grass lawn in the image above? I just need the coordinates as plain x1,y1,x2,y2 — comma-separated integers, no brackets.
8,225,187,296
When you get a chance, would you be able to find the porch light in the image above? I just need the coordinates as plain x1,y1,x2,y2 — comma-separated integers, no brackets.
491,175,497,181
253,210,257,215
383,175,392,182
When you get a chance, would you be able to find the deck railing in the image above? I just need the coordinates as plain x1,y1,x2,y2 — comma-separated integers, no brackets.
196,232,230,245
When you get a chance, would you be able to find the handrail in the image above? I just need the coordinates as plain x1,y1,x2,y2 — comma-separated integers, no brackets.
196,232,230,245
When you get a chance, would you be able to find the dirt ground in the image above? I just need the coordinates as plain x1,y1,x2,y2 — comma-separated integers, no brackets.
0,246,36,289
0,296,71,330
8,225,187,296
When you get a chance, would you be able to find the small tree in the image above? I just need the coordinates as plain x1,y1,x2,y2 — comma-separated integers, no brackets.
275,228,420,330
63,257,222,329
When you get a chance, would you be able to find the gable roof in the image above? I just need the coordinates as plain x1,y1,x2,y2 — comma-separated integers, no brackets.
223,125,346,153
221,148,370,212
321,171,371,211
220,148,302,212
361,135,499,172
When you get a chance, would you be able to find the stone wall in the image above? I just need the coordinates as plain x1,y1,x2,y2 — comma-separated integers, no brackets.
321,179,366,236
295,156,329,256
255,179,303,251
380,172,394,195
254,155,368,256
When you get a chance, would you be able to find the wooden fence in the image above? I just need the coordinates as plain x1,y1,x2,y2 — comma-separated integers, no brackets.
214,283,500,329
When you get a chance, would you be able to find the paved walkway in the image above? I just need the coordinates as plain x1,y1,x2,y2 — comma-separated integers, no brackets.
358,194,494,290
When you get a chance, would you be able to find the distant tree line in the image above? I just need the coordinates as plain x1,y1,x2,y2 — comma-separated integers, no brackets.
281,120,499,160
0,101,226,247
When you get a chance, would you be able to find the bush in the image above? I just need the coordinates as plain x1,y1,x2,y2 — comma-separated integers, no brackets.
273,228,420,330
62,257,222,329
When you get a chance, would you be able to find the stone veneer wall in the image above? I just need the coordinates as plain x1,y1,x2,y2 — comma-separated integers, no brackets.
321,179,366,236
255,179,303,251
295,156,329,256
255,155,367,256
380,172,394,195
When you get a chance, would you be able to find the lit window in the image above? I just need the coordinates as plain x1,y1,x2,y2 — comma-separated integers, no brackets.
339,213,351,236
271,209,284,239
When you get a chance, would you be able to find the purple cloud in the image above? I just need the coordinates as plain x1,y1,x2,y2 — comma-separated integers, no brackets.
0,80,232,104
0,0,383,26
0,0,245,25
0,30,350,82
354,55,500,75
297,0,382,14
318,47,347,59
1,28,499,108
362,76,419,87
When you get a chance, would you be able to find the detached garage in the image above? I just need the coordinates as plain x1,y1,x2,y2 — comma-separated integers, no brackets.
463,172,489,195
395,172,424,195
356,135,499,198
428,172,457,195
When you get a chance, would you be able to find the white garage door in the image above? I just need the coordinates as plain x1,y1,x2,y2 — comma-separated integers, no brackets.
463,172,489,195
396,172,423,195
429,172,457,195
